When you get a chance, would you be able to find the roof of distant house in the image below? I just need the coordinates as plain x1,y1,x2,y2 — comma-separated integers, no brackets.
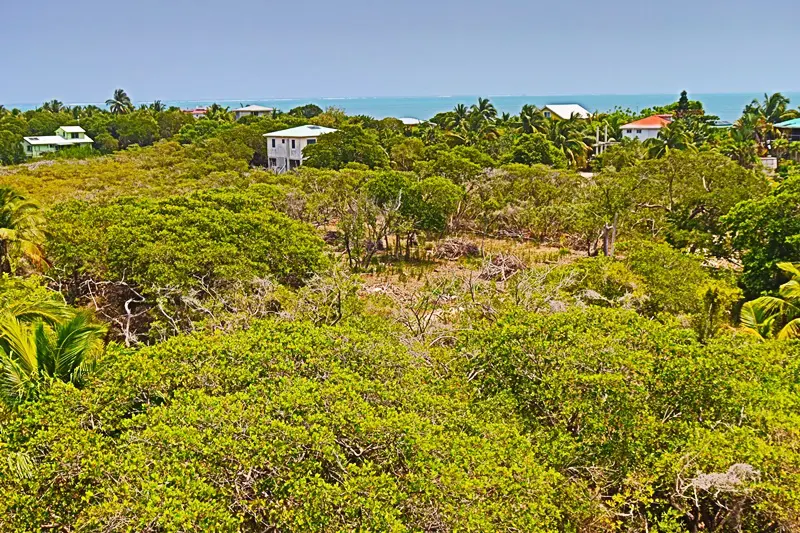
543,104,591,120
232,105,274,113
58,125,86,133
397,117,426,126
263,125,338,138
183,107,207,114
23,135,94,145
621,114,673,129
776,118,800,129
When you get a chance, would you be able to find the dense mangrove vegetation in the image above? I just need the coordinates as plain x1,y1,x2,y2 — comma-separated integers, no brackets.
0,90,799,531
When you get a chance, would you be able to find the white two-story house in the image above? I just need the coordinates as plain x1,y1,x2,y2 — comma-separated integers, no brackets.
21,126,94,157
620,114,672,141
264,125,337,172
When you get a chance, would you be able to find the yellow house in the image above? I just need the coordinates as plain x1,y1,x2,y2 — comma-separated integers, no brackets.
542,104,591,120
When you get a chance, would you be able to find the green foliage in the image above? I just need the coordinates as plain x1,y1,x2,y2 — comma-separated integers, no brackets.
618,150,768,252
463,307,800,531
502,133,568,168
740,262,800,339
45,187,326,341
304,126,390,170
724,174,800,296
622,240,712,316
0,130,25,165
42,144,100,161
0,187,44,274
288,103,324,118
0,319,571,531
590,138,648,171
0,311,105,406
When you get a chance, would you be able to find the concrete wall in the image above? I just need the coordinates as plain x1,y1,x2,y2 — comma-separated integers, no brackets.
22,142,58,157
235,110,268,120
55,128,86,140
621,128,660,141
266,137,316,170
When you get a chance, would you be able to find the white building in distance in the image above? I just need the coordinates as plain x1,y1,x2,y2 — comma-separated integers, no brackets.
264,125,337,172
22,126,94,157
620,114,673,141
542,104,591,120
232,105,274,120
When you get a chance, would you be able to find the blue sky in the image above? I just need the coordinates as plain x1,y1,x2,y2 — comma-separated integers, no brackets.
1,0,798,104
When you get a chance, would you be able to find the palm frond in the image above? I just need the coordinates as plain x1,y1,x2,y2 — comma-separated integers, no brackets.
0,349,35,406
777,262,800,280
5,298,72,325
778,318,800,341
52,313,106,384
739,300,775,340
0,316,38,375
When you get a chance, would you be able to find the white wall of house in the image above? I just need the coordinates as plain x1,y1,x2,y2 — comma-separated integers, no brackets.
234,110,269,120
266,137,318,170
621,128,661,141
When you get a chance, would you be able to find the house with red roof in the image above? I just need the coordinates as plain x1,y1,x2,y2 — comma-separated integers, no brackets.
620,114,672,141
183,107,208,119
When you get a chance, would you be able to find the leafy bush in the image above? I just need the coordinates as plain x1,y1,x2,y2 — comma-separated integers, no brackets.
45,187,326,341
0,319,572,531
462,307,800,531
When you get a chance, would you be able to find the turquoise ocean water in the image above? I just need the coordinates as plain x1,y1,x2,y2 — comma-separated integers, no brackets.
8,93,800,123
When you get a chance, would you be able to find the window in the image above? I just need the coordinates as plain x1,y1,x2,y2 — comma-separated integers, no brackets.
268,158,277,167
626,129,632,133
281,139,285,144
27,145,32,152
71,133,79,139
636,129,642,134
289,159,301,169
544,111,551,118
291,140,296,149
307,139,316,145
271,139,276,148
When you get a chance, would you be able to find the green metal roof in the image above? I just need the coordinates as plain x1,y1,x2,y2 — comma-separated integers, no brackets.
775,118,800,129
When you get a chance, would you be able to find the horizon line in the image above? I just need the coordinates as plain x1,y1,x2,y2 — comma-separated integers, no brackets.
5,89,800,108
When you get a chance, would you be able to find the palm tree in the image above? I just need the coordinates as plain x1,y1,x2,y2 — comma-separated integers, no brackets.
519,104,545,134
721,125,759,167
471,97,497,124
0,312,106,406
645,120,694,158
205,103,233,122
149,100,166,112
0,105,7,115
41,100,65,113
451,104,470,129
745,93,799,124
740,262,800,340
542,117,590,168
106,88,133,115
0,187,44,275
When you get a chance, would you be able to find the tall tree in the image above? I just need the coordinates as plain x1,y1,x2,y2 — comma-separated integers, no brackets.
471,97,497,123
105,88,134,115
645,120,694,158
542,117,590,168
745,92,798,124
205,103,233,122
41,100,65,113
519,104,545,134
